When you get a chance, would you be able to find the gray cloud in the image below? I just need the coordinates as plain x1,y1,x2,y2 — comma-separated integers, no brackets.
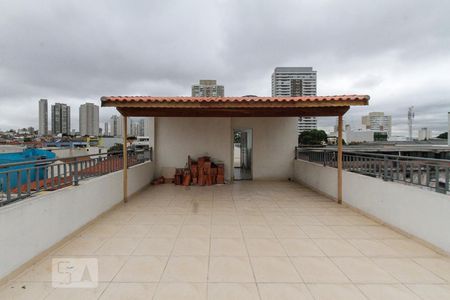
0,0,449,135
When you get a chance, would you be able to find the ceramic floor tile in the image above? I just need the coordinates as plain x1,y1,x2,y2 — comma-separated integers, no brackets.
329,226,371,239
99,283,157,300
348,239,400,257
208,256,255,282
332,257,397,283
406,284,450,300
179,224,211,238
147,224,180,237
54,237,106,255
300,226,340,239
357,283,421,300
161,256,208,282
172,238,210,256
292,257,349,283
270,225,308,238
251,257,301,283
207,283,260,300
114,224,152,238
44,283,108,300
211,225,243,238
113,256,168,282
314,239,363,257
0,282,51,300
258,283,314,300
373,258,445,283
414,258,450,282
95,238,141,255
382,239,438,257
307,283,367,300
279,239,325,257
246,239,287,256
242,225,275,238
133,238,175,256
154,283,207,300
211,238,248,256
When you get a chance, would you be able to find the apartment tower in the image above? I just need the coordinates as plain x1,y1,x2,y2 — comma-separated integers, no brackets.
38,99,48,136
51,103,71,135
271,67,317,133
361,112,392,137
79,102,100,136
192,80,224,97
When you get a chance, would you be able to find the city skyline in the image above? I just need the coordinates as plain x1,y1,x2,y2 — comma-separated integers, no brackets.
1,0,450,136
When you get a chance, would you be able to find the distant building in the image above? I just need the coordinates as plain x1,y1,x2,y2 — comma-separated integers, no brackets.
192,80,224,97
361,112,392,137
51,103,71,135
109,115,122,137
104,122,109,136
271,67,317,133
418,127,432,141
79,103,99,136
38,99,48,136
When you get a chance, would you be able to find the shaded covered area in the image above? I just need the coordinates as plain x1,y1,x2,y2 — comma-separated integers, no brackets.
101,95,369,204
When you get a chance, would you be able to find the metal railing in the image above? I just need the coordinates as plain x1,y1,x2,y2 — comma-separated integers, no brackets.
296,148,450,194
0,148,152,206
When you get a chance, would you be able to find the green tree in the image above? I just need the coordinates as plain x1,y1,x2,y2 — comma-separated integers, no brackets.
298,129,328,145
108,143,123,153
437,132,448,139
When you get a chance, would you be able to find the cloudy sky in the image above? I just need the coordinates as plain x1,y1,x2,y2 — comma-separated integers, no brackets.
1,0,449,136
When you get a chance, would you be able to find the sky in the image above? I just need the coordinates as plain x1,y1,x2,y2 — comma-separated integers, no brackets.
1,0,449,136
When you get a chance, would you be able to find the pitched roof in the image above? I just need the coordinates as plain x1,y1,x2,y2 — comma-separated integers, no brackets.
101,95,369,106
100,95,369,117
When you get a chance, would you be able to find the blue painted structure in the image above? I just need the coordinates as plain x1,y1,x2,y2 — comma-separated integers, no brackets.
0,149,56,192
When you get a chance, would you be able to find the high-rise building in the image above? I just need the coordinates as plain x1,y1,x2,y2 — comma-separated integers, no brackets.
418,128,432,141
192,80,224,97
51,103,71,135
38,99,48,136
79,103,99,136
104,122,109,136
271,67,317,133
361,112,392,137
109,115,122,137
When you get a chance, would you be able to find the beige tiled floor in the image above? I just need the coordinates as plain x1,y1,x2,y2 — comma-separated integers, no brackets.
1,181,450,299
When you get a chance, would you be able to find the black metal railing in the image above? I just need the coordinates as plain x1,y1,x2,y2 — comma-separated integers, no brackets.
0,148,152,206
296,148,450,194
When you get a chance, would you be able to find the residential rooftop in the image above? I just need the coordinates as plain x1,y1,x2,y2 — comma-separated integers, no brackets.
1,181,449,299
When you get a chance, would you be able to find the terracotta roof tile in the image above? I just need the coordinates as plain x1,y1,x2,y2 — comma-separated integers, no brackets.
101,95,369,104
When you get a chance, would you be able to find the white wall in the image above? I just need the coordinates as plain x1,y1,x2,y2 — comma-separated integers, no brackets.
294,160,450,253
232,117,297,180
0,161,154,280
155,117,297,181
155,117,232,180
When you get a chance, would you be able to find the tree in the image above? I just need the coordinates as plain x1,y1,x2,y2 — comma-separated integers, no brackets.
437,132,448,139
298,129,327,145
108,143,123,153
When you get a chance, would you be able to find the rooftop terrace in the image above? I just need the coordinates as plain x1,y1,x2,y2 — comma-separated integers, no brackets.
1,181,449,299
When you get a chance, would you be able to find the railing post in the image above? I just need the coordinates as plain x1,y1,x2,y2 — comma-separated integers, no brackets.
6,172,11,203
73,157,79,186
383,155,388,181
295,146,298,160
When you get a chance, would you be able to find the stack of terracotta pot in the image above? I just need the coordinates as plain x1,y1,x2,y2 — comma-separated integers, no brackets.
174,156,225,186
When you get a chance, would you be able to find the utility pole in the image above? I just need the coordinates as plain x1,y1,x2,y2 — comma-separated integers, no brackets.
408,106,414,141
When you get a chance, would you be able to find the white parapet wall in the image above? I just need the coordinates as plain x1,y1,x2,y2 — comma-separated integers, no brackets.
294,159,450,253
0,161,154,280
